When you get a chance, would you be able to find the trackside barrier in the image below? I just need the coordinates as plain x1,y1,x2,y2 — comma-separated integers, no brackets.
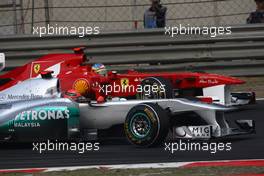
0,24,264,76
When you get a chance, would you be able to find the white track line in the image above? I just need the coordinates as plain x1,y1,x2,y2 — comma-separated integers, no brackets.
44,162,191,172
42,159,264,172
2,159,264,173
0,162,191,173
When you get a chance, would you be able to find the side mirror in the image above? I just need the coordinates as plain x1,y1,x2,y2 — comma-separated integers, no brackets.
0,53,5,71
108,71,117,79
41,70,54,79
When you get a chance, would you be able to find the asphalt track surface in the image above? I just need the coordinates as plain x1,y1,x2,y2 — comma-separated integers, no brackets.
0,101,263,170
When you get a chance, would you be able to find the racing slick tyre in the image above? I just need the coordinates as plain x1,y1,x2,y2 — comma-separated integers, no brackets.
137,77,173,99
124,103,169,147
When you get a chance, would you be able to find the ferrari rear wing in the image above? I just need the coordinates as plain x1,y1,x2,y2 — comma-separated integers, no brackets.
0,53,5,71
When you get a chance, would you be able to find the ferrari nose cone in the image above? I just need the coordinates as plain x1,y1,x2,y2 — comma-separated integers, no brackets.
198,73,245,87
217,75,245,85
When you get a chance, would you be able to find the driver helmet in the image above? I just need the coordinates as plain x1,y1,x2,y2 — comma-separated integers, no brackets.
92,63,107,76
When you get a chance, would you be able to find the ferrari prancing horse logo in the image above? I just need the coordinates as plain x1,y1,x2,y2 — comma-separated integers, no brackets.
121,78,129,87
33,64,41,74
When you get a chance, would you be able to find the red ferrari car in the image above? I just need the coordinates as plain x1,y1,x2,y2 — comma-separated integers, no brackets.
0,48,255,105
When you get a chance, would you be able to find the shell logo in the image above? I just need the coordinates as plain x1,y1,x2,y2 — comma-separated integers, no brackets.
73,79,90,95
